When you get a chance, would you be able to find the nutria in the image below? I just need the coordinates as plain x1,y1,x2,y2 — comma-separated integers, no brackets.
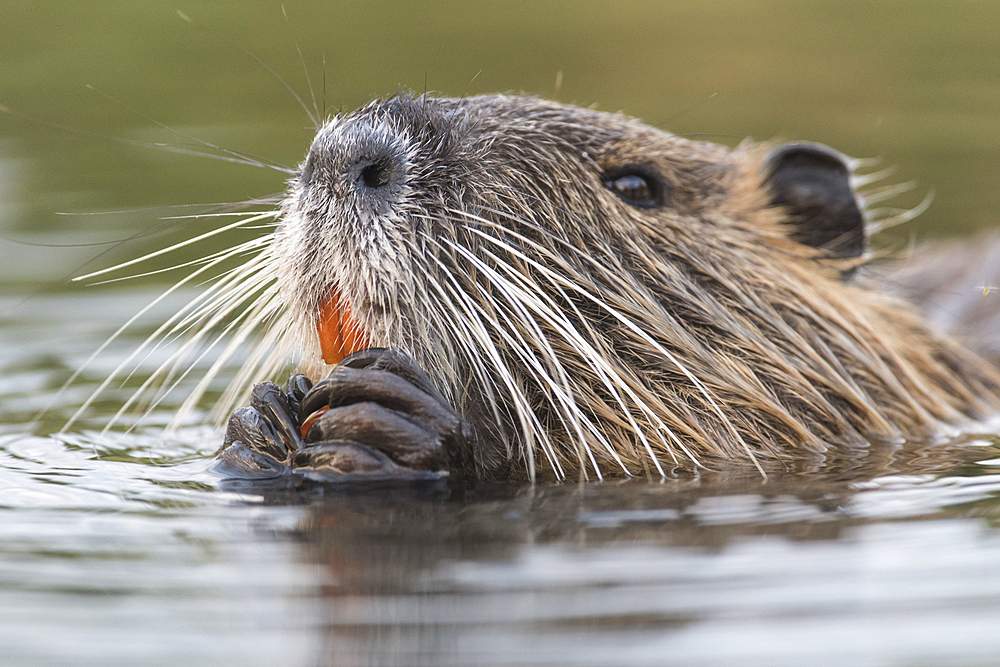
213,93,1000,482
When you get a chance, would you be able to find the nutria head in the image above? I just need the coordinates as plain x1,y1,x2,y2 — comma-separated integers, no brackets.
270,93,1000,479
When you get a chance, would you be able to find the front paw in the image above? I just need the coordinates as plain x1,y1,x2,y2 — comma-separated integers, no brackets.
215,348,468,482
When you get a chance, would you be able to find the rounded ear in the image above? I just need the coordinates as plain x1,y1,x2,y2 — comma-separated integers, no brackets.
765,143,865,259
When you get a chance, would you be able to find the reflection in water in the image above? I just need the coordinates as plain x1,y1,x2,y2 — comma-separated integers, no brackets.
216,450,1000,667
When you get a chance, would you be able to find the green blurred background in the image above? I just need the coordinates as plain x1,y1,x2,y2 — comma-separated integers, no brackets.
1,0,998,288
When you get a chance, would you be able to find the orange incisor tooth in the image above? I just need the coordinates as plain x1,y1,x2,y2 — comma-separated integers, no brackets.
316,289,369,366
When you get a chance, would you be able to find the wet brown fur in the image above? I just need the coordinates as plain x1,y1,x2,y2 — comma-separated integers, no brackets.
272,93,1000,480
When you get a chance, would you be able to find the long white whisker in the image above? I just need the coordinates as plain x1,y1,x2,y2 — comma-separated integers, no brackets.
471,238,680,472
86,235,272,285
443,238,621,479
58,246,259,432
134,285,284,434
461,222,752,473
456,226,695,471
421,245,551,480
74,210,279,282
106,256,277,428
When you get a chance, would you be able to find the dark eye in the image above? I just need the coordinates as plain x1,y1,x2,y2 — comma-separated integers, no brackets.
604,167,663,207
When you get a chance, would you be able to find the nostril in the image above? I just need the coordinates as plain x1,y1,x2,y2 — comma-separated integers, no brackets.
360,160,391,189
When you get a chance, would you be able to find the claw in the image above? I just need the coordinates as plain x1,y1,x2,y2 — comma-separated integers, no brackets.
339,347,390,370
224,406,288,460
284,373,313,416
341,348,449,407
250,382,304,452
